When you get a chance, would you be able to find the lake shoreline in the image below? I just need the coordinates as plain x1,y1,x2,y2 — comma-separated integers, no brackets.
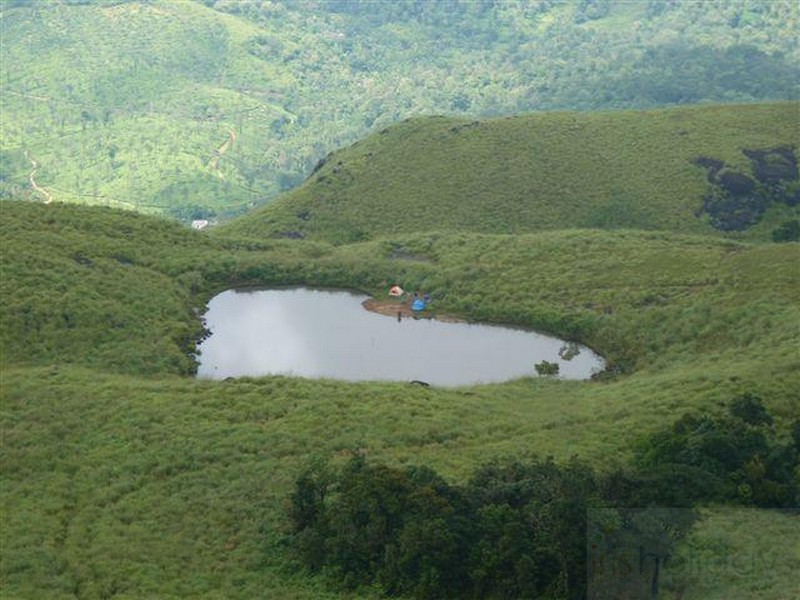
196,288,605,383
361,298,466,323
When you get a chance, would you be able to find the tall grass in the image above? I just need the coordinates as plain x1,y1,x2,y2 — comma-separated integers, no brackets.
2,196,798,598
221,102,800,243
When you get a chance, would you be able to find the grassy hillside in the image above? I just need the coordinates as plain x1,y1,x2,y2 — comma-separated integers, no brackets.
3,366,799,600
220,102,800,243
2,200,798,598
2,0,798,218
0,201,329,374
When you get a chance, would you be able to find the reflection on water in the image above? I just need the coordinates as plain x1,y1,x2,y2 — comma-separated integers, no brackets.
196,288,604,386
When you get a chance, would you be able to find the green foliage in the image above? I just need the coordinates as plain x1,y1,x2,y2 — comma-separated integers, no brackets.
730,392,775,427
0,202,208,374
289,455,599,599
222,102,799,243
772,219,800,242
634,396,798,508
593,43,800,108
2,1,798,217
535,360,560,376
288,399,794,597
2,187,799,599
587,506,701,598
292,451,746,599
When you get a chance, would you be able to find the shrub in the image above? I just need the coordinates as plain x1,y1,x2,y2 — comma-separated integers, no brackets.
534,360,560,376
772,219,800,242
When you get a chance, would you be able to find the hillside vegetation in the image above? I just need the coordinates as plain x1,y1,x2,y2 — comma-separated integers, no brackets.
1,0,798,218
221,102,800,243
2,196,799,598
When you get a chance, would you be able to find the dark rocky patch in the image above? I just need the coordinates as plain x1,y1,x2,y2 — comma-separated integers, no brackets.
743,146,799,207
73,254,93,266
718,169,755,196
743,146,798,184
702,190,769,231
693,156,725,183
784,186,800,207
113,255,134,266
296,209,311,221
694,147,799,231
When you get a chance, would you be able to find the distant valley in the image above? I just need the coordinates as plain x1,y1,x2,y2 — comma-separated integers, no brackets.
1,0,798,220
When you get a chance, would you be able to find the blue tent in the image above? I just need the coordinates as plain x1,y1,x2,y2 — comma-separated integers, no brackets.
411,298,426,311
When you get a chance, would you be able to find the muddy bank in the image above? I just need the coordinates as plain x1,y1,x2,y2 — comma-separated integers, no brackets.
361,298,464,323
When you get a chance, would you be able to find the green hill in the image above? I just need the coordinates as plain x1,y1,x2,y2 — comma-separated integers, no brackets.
220,102,800,243
2,1,799,594
2,199,799,598
2,0,798,219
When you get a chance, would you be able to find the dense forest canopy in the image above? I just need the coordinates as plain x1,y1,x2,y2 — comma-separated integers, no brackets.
1,0,798,218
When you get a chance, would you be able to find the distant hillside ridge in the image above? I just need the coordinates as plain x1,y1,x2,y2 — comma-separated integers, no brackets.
219,102,799,243
2,0,798,219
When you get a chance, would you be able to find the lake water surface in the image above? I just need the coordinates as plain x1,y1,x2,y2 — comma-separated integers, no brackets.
196,288,604,386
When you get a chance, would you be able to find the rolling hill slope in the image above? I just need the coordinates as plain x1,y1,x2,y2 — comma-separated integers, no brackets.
3,95,800,598
2,0,798,219
220,102,800,242
2,198,799,598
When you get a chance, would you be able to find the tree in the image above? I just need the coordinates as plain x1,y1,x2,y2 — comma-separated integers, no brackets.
632,397,797,507
535,360,560,376
772,219,800,242
729,393,773,427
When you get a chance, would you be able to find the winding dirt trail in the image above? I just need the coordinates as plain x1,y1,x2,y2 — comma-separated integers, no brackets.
24,150,53,203
208,129,236,178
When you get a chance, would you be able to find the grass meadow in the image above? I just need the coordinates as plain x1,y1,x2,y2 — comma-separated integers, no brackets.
2,197,798,598
222,102,800,243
